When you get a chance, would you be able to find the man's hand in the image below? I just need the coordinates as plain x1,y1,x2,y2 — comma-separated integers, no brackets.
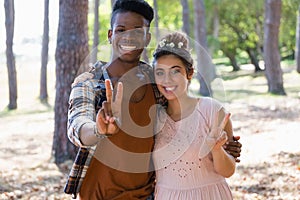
71,72,94,87
96,79,123,136
223,136,242,162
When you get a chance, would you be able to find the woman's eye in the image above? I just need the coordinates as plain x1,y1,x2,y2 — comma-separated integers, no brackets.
171,69,180,75
155,71,164,76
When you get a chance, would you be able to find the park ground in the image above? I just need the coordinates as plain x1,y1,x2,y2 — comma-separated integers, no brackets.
0,60,299,200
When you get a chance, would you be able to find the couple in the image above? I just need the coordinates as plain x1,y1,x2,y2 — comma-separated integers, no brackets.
65,0,241,199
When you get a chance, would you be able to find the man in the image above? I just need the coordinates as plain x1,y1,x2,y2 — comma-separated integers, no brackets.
64,0,242,199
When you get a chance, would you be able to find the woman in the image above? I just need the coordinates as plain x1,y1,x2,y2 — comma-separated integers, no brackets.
152,31,235,200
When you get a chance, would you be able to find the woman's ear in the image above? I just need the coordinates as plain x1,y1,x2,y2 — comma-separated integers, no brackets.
187,68,194,80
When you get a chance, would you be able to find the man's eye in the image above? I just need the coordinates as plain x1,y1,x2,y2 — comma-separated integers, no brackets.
115,29,125,33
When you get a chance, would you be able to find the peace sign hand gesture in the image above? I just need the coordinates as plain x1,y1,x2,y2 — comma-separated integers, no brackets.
198,113,231,158
96,79,123,136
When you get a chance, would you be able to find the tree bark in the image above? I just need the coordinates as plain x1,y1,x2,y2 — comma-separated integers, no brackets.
296,5,300,73
264,0,286,95
90,0,100,64
153,0,160,41
53,0,89,164
181,0,190,36
193,0,215,96
246,48,263,72
111,0,116,7
226,53,240,71
40,0,49,103
4,0,17,110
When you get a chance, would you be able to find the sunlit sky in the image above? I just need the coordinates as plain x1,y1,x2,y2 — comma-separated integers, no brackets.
0,0,59,62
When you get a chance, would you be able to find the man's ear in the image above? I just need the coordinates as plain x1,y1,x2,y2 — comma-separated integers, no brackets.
145,32,151,47
108,29,112,44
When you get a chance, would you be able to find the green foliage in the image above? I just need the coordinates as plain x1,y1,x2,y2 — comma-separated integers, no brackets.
86,0,300,64
87,0,112,61
280,0,300,59
156,0,183,30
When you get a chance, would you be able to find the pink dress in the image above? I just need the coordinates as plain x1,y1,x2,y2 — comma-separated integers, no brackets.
152,97,233,200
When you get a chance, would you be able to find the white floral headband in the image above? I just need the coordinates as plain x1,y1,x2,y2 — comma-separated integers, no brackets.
159,39,184,49
154,39,193,66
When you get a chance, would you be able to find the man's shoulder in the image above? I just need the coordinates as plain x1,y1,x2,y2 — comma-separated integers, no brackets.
139,61,153,71
91,61,107,79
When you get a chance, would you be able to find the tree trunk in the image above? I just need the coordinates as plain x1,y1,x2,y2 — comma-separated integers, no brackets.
296,5,300,73
226,53,240,71
180,0,190,36
264,0,286,95
4,0,17,110
142,48,149,63
210,3,220,56
90,0,100,64
246,48,263,72
111,0,116,7
53,0,89,164
40,0,49,103
153,0,160,41
193,0,215,96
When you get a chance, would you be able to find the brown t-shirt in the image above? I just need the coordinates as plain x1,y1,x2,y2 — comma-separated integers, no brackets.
79,84,156,200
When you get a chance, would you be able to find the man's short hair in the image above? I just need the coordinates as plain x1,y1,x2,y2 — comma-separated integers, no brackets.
111,0,154,27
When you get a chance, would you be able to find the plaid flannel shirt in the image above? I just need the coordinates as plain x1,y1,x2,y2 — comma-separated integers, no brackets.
64,61,166,199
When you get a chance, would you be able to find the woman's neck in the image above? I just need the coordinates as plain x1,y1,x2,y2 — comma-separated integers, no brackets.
167,96,198,121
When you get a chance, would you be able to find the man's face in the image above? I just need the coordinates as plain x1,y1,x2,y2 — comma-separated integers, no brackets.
108,11,151,63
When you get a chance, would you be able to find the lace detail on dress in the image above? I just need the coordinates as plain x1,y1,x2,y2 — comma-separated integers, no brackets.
153,102,203,170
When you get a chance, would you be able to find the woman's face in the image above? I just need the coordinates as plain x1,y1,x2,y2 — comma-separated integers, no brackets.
108,11,150,63
154,54,192,101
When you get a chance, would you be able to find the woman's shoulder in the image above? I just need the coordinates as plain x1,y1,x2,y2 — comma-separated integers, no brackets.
198,97,222,108
197,97,224,118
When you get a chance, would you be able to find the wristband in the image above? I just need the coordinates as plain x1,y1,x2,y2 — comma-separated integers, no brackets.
94,125,106,139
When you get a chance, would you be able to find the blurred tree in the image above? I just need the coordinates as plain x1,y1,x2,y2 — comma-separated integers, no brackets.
180,0,190,36
218,24,240,71
4,0,17,110
153,0,160,41
53,0,89,164
297,5,300,73
264,0,286,95
219,0,264,72
280,0,300,60
40,0,49,104
155,0,182,31
193,0,215,96
111,0,116,7
90,0,100,64
204,0,221,56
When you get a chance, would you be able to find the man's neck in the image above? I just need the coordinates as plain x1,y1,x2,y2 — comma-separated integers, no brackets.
108,59,140,78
